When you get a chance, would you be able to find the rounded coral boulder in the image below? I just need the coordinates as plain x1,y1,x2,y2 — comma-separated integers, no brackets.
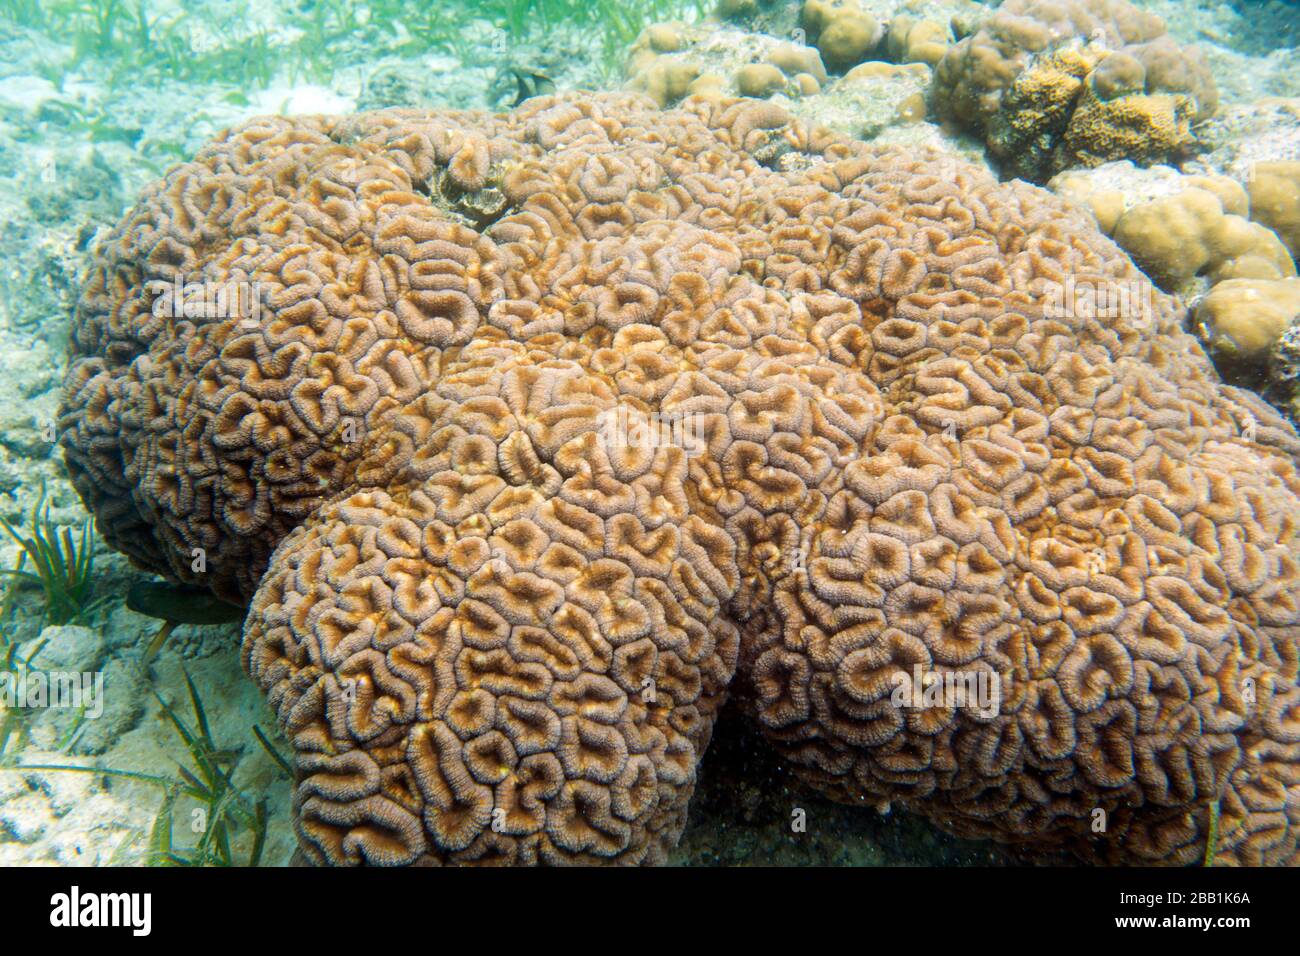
60,92,1300,865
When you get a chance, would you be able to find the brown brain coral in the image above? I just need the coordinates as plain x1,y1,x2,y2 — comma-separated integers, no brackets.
61,91,1300,866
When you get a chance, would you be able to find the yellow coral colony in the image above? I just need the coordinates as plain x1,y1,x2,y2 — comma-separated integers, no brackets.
933,0,1217,182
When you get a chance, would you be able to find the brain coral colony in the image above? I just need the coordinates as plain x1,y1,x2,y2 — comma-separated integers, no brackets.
60,81,1300,866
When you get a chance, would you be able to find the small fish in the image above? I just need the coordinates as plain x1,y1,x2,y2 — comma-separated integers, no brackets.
512,69,556,107
127,580,245,625
127,580,244,662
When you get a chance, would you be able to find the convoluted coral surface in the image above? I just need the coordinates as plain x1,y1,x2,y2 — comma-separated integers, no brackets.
61,91,1300,865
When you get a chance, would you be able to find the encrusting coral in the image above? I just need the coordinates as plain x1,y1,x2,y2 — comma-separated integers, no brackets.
622,13,959,152
627,20,832,108
933,0,1218,182
800,0,883,73
1249,161,1300,263
1051,164,1295,294
1050,162,1300,376
60,91,1300,866
1195,277,1300,366
885,14,953,68
629,1,977,115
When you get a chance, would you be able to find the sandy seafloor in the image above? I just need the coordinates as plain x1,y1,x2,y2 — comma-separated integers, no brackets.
0,0,1297,866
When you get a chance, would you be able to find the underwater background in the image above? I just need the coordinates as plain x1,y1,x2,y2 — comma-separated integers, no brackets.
1,0,1298,867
